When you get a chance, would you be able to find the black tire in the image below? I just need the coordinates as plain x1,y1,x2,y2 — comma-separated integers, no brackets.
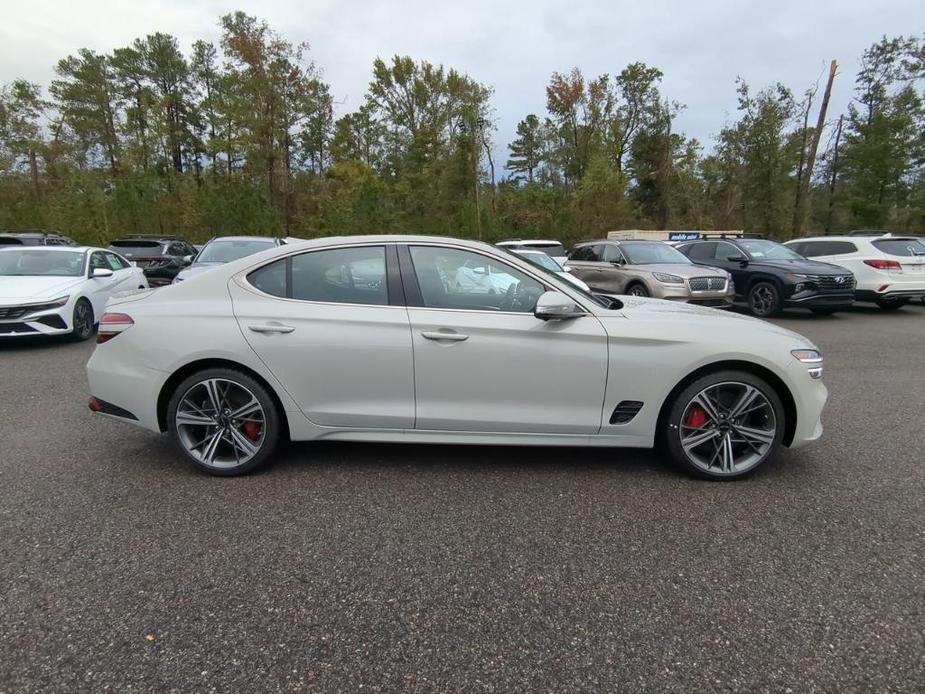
876,298,908,310
660,369,786,481
166,367,281,476
747,281,782,317
810,307,837,316
627,282,649,297
69,298,95,341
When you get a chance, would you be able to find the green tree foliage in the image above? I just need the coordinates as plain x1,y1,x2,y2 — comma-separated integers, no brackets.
0,22,923,245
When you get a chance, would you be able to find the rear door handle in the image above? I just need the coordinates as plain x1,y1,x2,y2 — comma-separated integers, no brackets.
249,323,295,334
421,330,469,342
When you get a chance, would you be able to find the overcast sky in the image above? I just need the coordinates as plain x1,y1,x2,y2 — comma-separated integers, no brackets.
1,0,921,162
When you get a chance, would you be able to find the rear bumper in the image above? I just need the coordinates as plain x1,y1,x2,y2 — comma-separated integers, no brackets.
856,288,925,302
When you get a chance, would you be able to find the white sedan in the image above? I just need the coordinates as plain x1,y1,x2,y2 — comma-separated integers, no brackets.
0,246,148,340
86,235,827,480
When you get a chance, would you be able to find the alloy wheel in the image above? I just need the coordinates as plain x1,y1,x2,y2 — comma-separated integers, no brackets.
73,301,93,338
174,378,266,469
629,285,649,297
678,381,777,476
750,285,777,316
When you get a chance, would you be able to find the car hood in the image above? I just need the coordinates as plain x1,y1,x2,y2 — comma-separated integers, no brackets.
0,275,82,301
614,296,815,344
174,263,221,281
749,258,848,275
627,263,728,278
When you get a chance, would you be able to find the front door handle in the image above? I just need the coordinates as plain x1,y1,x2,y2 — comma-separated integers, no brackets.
249,323,295,334
421,330,469,342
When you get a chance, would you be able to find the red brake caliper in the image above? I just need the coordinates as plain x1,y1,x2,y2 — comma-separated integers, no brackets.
242,421,261,441
685,405,707,428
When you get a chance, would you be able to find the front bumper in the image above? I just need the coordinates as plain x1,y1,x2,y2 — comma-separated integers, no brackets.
784,290,855,309
0,303,73,337
655,286,735,308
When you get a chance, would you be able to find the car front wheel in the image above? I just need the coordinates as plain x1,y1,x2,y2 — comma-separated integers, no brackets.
70,298,94,341
627,283,649,297
661,370,785,480
166,368,281,476
747,282,781,317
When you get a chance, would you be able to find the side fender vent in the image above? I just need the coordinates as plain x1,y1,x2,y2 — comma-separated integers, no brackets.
610,400,644,425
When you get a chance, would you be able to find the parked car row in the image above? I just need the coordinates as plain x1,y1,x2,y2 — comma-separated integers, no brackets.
0,233,286,340
494,231,925,317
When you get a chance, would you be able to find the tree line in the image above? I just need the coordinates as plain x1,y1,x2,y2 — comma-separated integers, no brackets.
0,13,922,246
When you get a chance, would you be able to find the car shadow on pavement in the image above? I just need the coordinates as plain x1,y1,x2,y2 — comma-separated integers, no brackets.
0,335,84,351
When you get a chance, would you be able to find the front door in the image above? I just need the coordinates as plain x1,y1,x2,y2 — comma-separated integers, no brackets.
402,244,609,434
230,244,415,429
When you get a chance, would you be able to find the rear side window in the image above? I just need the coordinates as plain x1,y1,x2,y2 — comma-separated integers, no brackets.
601,244,624,263
799,241,858,257
570,246,590,261
872,239,925,257
681,242,716,261
0,237,24,245
247,247,388,305
248,259,287,297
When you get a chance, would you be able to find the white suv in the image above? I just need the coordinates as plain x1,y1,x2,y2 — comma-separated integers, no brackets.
785,235,925,309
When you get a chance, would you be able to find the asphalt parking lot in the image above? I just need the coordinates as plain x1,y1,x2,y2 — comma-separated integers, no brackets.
1,305,923,693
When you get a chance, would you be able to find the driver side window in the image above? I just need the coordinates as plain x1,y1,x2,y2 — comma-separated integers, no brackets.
409,246,545,313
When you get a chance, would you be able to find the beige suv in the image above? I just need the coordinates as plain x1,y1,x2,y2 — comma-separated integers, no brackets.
566,240,734,307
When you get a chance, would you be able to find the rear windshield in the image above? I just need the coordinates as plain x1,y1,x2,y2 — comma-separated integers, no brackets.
197,238,276,263
872,239,925,257
110,240,165,256
515,243,566,257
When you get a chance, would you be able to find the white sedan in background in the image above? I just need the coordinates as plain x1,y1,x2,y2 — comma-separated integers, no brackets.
0,246,147,340
510,249,591,292
86,235,827,481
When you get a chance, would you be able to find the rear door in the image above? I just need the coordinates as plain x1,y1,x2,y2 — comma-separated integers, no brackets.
230,244,415,429
402,243,608,434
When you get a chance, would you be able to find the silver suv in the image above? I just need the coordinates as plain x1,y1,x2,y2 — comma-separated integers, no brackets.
567,240,734,307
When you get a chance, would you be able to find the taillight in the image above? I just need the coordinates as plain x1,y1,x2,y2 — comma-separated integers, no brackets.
863,259,901,270
97,312,134,344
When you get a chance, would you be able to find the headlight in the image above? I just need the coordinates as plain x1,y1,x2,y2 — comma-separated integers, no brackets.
792,349,823,379
22,295,70,316
788,273,810,280
652,272,684,284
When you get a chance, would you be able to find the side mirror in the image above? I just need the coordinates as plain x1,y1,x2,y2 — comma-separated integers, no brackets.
727,255,748,265
92,268,114,278
182,255,194,265
534,290,582,321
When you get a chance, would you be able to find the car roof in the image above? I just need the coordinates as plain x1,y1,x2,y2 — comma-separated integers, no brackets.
496,239,563,246
789,234,921,242
0,244,94,252
204,235,280,243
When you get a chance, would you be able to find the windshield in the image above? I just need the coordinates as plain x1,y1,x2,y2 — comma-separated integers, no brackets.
515,251,563,272
738,239,804,260
197,238,276,263
0,249,85,276
500,242,566,257
621,242,692,265
110,240,164,256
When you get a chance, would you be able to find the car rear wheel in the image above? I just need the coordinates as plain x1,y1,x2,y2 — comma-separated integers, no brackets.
627,283,649,297
70,298,94,341
747,282,781,317
166,368,281,476
661,370,785,480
